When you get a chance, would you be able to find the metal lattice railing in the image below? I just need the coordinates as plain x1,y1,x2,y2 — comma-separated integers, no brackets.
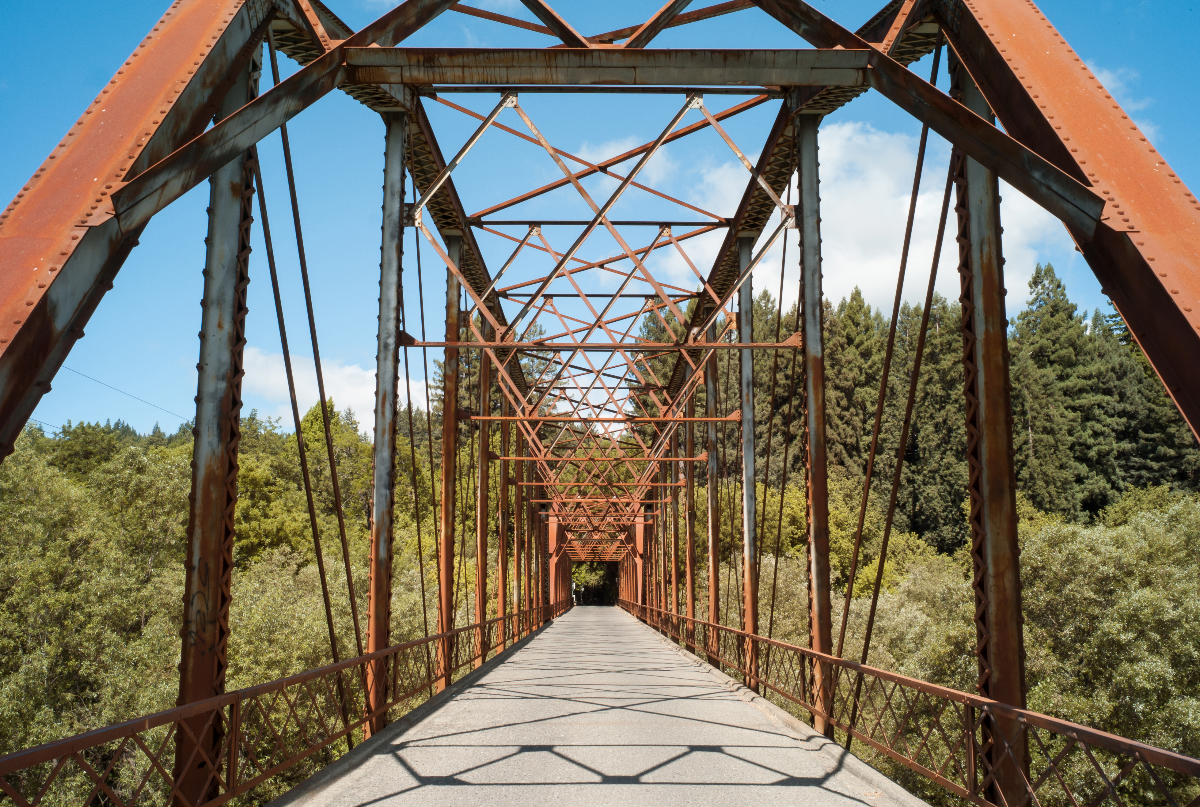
619,600,1200,807
0,601,571,807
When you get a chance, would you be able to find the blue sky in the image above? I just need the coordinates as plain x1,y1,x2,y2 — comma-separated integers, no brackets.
1,0,1196,435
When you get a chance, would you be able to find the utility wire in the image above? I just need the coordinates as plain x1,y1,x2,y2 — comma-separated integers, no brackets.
61,365,189,421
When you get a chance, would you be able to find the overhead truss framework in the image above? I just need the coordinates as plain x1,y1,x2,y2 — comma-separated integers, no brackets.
0,0,1197,802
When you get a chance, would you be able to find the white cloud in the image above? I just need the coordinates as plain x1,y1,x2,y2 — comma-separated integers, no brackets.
1088,61,1159,141
642,121,1075,315
575,136,678,187
1088,63,1151,112
778,121,1070,312
242,346,429,436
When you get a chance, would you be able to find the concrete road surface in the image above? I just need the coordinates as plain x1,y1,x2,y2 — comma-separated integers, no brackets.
273,606,926,807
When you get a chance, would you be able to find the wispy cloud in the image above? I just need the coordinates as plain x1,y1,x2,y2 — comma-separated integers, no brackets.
242,346,429,436
647,121,1073,314
1088,61,1160,141
575,136,679,189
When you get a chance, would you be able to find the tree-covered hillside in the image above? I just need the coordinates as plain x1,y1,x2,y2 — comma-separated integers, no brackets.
0,263,1196,781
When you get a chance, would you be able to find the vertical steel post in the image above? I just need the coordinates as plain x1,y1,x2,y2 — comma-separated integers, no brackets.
952,55,1029,803
670,432,679,617
514,437,525,635
704,324,721,661
539,509,550,621
174,57,257,806
366,110,407,733
634,522,646,605
436,235,462,693
523,455,533,633
474,325,491,667
497,400,510,648
798,113,834,736
738,235,759,688
685,395,697,640
657,484,666,614
533,510,543,625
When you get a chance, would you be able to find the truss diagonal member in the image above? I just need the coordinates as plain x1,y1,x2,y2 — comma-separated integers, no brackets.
934,0,1200,437
463,226,537,322
510,100,691,330
463,95,763,220
415,220,504,335
449,4,555,37
698,100,790,213
0,0,273,458
502,95,698,336
115,0,464,232
750,0,1102,232
585,0,753,45
525,229,670,416
626,0,695,48
876,0,920,55
412,92,517,221
517,0,593,47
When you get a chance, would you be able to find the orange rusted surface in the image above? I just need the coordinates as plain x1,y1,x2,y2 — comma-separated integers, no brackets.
0,0,253,351
945,0,1200,434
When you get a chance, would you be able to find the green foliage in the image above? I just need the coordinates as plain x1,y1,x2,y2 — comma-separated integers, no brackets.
571,562,607,589
1,260,1198,806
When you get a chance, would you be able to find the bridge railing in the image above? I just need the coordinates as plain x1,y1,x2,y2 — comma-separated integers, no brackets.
0,599,571,807
619,600,1200,807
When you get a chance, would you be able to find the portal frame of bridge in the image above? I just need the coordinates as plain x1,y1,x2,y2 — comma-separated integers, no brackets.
0,0,1199,806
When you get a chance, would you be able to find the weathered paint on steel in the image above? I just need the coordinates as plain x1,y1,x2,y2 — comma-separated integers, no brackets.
366,111,407,733
938,0,1200,438
343,47,869,86
174,56,258,806
797,113,834,737
952,54,1030,804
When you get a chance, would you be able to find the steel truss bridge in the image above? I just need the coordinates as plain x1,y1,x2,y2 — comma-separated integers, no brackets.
0,0,1198,805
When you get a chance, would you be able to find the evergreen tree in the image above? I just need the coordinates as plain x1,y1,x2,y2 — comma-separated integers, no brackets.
824,288,885,479
1010,264,1087,516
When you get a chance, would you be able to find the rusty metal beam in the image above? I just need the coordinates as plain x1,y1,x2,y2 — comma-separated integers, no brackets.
626,0,696,48
952,54,1029,802
173,55,257,804
0,0,270,459
366,111,407,734
936,0,1200,438
517,0,591,47
797,114,834,738
751,0,1102,233
344,47,869,87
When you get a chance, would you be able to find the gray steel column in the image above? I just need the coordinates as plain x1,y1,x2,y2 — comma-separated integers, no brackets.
798,114,834,737
496,399,510,647
684,395,697,631
737,235,759,688
704,325,721,660
474,323,491,667
174,55,257,806
366,110,407,732
436,235,462,692
952,54,1029,803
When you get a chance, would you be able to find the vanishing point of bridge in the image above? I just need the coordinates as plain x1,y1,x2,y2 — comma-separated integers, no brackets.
0,0,1198,805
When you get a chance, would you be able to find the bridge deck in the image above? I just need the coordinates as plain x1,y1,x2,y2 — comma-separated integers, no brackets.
274,606,925,807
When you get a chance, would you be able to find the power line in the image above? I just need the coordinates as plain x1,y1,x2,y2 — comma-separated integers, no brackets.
27,417,61,434
61,365,189,421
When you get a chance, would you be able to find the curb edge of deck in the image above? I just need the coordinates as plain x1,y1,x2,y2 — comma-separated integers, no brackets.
625,610,932,807
267,617,561,807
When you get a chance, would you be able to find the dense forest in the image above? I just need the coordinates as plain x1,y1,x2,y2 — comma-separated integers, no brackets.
1,264,1197,792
